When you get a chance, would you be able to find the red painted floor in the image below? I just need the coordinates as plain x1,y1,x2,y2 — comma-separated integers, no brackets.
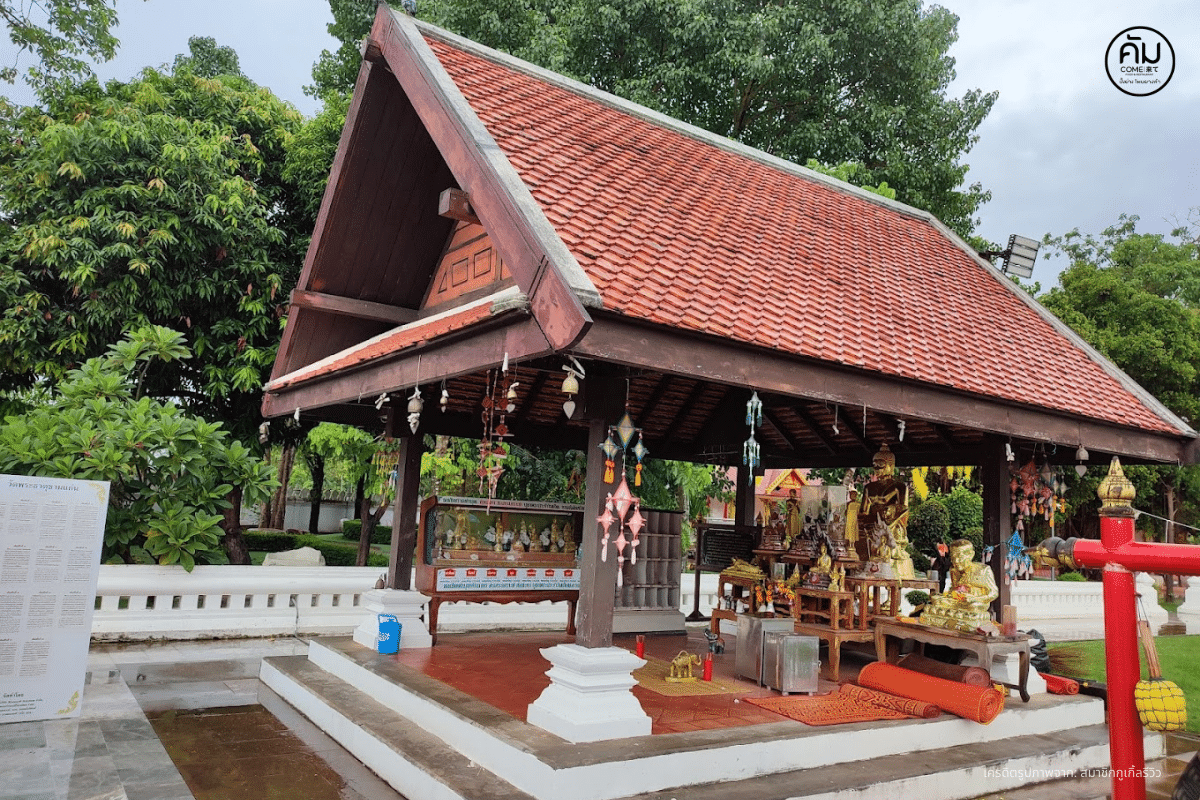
392,627,855,734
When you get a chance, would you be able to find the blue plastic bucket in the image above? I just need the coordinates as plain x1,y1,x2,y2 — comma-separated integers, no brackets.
377,614,401,654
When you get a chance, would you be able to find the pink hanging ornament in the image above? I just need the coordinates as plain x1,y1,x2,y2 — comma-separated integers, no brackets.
597,506,615,562
611,476,634,519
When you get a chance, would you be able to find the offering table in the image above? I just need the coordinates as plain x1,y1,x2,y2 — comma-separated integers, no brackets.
874,618,1031,702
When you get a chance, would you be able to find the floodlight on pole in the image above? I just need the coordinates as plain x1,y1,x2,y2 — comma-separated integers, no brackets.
980,234,1041,279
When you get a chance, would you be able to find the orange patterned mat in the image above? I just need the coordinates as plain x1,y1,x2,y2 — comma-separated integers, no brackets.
744,684,941,726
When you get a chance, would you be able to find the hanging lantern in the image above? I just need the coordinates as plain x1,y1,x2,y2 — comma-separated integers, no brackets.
601,437,621,483
632,438,649,487
615,412,637,448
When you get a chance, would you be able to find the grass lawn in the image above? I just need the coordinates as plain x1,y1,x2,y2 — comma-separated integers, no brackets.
1048,635,1200,733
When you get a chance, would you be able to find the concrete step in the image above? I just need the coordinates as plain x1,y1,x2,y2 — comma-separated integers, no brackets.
262,639,1163,800
262,654,538,800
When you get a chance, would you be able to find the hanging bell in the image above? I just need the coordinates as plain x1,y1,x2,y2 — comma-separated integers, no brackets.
407,387,423,434
506,381,519,413
440,387,449,412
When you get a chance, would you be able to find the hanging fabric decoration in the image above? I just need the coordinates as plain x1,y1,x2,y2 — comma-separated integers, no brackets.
601,476,645,587
595,385,649,586
601,436,620,484
743,391,763,484
1004,530,1033,582
478,360,516,508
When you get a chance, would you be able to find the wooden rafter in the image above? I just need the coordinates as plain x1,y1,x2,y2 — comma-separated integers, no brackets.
289,289,418,326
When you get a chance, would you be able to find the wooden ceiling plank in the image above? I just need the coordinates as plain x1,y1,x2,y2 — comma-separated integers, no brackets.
761,407,807,457
789,404,839,455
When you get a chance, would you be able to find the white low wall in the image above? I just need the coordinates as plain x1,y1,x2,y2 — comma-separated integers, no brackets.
92,566,1171,642
92,565,384,641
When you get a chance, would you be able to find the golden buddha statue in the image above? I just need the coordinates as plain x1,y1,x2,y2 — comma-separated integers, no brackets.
918,539,998,633
859,445,908,560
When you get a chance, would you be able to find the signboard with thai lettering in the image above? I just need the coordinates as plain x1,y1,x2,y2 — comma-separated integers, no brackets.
0,475,109,723
697,524,756,572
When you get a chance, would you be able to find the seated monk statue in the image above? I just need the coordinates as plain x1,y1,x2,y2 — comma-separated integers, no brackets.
919,539,998,633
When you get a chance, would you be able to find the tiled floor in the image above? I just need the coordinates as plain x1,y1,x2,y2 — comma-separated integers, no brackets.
393,627,828,734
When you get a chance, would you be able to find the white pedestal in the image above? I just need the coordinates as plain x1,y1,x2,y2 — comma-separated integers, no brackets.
352,589,433,651
526,644,651,742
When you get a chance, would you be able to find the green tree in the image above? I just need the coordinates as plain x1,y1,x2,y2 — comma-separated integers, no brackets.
1,0,124,88
310,0,995,237
0,327,277,569
1038,214,1200,585
0,60,306,441
172,35,244,79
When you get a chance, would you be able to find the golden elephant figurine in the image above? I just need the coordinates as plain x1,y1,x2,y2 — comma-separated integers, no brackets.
668,651,702,681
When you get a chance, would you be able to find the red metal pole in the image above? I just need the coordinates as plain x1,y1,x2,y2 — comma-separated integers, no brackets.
1101,561,1145,800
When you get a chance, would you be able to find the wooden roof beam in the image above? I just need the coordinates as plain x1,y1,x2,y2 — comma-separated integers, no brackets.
438,188,481,225
289,289,418,327
762,406,806,458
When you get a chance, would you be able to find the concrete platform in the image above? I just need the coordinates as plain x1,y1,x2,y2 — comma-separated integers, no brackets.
262,636,1166,800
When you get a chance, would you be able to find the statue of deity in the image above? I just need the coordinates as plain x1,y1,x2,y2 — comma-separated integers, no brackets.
918,539,998,633
857,444,909,564
843,488,860,546
785,489,803,543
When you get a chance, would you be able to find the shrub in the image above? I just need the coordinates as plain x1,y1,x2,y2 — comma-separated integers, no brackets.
341,519,393,544
905,590,930,607
1058,570,1088,582
943,486,984,540
908,498,950,572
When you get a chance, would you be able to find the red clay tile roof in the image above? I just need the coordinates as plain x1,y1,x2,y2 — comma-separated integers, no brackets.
268,299,507,390
425,34,1182,436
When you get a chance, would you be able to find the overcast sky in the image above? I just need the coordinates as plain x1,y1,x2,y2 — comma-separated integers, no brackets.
4,0,1197,286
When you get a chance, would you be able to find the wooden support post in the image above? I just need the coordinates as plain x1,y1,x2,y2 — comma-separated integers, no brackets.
734,466,758,529
576,416,618,647
387,432,425,590
981,439,1011,617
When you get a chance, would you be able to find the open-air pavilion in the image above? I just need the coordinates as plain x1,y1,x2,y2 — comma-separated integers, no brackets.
259,6,1198,798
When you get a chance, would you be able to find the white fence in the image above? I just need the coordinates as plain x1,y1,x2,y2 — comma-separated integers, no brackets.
92,565,384,641
91,566,1174,641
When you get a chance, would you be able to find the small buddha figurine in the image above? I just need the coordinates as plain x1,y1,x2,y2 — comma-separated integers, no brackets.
918,539,998,633
814,542,833,575
828,564,845,592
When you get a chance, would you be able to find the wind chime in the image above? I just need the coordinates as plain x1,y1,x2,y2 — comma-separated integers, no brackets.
595,397,649,586
478,355,519,505
743,391,762,485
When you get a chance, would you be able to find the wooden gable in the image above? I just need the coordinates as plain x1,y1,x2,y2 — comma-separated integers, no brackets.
423,222,514,311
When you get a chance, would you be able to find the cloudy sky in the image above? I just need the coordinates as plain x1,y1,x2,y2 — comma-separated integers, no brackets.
4,0,1198,286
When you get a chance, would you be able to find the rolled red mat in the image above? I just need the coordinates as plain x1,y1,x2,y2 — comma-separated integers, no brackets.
858,661,1005,724
896,653,992,687
1039,672,1080,695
